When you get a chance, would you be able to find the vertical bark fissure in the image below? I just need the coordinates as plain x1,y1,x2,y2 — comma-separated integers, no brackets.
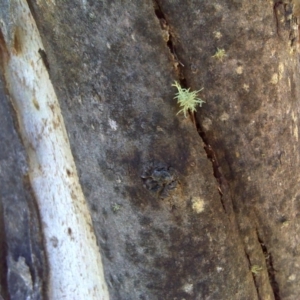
244,249,261,300
22,174,49,300
152,0,185,83
256,229,281,300
151,0,227,213
194,118,227,213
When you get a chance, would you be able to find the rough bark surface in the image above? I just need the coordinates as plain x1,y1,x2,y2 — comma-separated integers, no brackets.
157,1,300,299
1,0,300,299
159,1,300,299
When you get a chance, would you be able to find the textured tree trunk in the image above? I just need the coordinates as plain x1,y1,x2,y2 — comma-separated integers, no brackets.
0,0,109,299
1,0,300,299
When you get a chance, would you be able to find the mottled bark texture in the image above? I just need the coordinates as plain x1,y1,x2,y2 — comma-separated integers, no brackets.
1,0,300,299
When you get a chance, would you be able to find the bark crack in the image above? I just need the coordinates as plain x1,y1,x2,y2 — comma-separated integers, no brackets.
244,249,261,300
256,229,281,300
153,0,184,81
151,0,227,213
194,117,227,213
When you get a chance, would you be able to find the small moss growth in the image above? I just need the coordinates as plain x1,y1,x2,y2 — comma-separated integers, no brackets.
212,48,226,61
172,81,204,118
112,203,121,212
251,265,263,275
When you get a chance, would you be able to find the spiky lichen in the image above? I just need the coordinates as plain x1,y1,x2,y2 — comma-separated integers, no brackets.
112,203,121,212
212,48,226,61
251,265,263,275
172,81,204,118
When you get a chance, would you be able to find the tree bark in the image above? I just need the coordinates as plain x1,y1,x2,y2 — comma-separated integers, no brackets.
1,0,300,299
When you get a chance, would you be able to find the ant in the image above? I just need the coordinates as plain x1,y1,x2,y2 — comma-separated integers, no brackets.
38,48,50,71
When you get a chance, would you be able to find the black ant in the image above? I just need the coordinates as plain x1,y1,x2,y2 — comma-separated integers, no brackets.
38,48,50,71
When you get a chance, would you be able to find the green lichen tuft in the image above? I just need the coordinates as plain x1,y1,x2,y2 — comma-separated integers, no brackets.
112,203,121,213
172,81,204,118
212,48,226,61
251,265,263,275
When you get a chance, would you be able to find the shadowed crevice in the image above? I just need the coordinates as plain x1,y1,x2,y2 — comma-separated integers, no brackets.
244,249,261,300
256,229,281,300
